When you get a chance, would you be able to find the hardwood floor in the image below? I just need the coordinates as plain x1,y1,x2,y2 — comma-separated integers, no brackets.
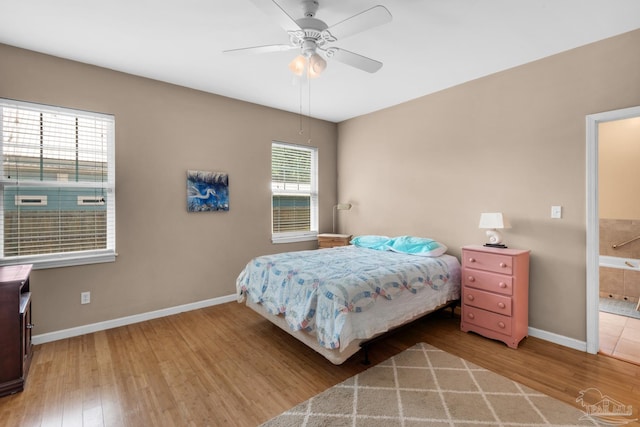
2,302,639,426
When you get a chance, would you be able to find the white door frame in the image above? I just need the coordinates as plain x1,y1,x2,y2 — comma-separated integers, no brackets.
586,105,640,354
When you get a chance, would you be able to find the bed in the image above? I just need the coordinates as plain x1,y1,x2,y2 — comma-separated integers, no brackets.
236,242,461,364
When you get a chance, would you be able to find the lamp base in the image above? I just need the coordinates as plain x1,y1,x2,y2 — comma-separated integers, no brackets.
484,243,508,248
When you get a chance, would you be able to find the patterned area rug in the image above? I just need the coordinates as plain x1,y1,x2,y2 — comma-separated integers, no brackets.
261,343,602,426
599,297,640,320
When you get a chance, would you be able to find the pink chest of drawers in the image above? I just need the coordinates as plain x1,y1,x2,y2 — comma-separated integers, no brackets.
460,245,530,349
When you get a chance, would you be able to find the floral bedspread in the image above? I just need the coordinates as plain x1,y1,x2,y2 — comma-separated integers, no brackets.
236,246,455,350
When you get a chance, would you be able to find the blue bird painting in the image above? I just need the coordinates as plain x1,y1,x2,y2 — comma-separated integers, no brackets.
187,170,229,212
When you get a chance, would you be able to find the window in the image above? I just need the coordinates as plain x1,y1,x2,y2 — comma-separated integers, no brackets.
271,142,318,243
0,99,115,268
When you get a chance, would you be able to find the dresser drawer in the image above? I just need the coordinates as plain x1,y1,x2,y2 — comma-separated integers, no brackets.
462,268,513,296
463,250,513,275
463,305,512,336
463,287,512,316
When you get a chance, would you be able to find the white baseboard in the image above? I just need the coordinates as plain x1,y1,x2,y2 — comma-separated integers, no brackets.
32,294,237,345
528,326,587,352
33,297,589,353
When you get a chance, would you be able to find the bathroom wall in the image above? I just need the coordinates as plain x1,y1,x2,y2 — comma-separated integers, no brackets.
599,117,640,220
599,117,640,303
600,219,640,258
599,218,640,303
599,264,640,304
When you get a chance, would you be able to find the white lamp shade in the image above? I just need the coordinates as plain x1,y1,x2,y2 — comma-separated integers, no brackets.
288,55,306,76
308,53,326,78
478,212,511,229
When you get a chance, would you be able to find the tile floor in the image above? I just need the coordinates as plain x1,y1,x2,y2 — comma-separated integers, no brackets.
599,310,640,365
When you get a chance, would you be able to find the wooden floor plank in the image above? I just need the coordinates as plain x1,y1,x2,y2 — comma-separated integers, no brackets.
1,302,639,426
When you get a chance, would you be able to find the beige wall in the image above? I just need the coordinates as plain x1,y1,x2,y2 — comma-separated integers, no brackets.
2,28,640,343
599,117,640,219
337,29,640,341
0,44,338,334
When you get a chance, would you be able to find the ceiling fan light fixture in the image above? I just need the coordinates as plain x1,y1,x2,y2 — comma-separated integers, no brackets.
307,53,326,78
226,2,392,77
288,55,307,76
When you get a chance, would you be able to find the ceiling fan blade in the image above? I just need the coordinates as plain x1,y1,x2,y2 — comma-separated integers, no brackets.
325,5,392,41
328,48,383,73
223,44,296,56
249,0,301,32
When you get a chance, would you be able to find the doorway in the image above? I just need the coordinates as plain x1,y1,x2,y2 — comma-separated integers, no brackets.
586,105,640,361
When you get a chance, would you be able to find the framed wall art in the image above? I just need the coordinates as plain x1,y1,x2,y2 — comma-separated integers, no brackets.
187,170,229,212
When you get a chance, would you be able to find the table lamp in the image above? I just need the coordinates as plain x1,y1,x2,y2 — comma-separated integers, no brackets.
479,212,511,248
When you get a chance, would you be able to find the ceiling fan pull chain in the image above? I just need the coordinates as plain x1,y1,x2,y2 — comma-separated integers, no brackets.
307,74,312,144
299,76,304,135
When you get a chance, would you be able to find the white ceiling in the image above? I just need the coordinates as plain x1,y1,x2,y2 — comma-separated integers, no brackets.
2,0,640,123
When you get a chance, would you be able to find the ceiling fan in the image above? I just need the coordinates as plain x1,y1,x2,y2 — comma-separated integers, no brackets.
224,0,392,77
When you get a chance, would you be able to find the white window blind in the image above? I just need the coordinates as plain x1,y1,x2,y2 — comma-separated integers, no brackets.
0,99,116,268
271,142,318,243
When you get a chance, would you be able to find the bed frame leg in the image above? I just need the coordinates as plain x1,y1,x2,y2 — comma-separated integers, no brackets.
361,345,371,365
451,299,459,317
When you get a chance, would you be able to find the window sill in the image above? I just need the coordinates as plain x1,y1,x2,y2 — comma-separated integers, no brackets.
0,250,117,270
271,233,318,244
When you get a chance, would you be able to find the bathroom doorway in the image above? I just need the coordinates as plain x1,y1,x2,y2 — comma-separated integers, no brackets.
586,106,640,364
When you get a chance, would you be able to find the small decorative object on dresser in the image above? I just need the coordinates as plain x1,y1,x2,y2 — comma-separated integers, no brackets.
478,212,511,248
317,233,352,249
0,264,33,397
460,245,530,348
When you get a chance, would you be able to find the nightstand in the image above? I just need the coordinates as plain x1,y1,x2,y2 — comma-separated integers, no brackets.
460,245,530,348
317,233,352,249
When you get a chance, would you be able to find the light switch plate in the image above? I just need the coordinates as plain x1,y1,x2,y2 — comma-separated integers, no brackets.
551,205,562,219
81,291,91,304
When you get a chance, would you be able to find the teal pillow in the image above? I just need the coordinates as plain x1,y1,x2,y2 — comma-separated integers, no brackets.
350,235,391,251
387,236,447,257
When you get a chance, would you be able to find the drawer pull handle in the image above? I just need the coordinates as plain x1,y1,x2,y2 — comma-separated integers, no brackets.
498,321,505,329
499,262,507,268
468,276,475,282
498,282,507,288
468,313,475,319
497,302,506,309
467,294,475,301
469,257,476,263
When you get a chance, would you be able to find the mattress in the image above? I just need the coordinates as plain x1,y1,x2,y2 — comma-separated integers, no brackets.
237,246,461,363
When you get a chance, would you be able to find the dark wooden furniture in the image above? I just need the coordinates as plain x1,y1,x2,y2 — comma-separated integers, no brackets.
0,264,33,397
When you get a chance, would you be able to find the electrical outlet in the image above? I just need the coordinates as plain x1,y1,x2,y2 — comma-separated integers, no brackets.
81,291,91,304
